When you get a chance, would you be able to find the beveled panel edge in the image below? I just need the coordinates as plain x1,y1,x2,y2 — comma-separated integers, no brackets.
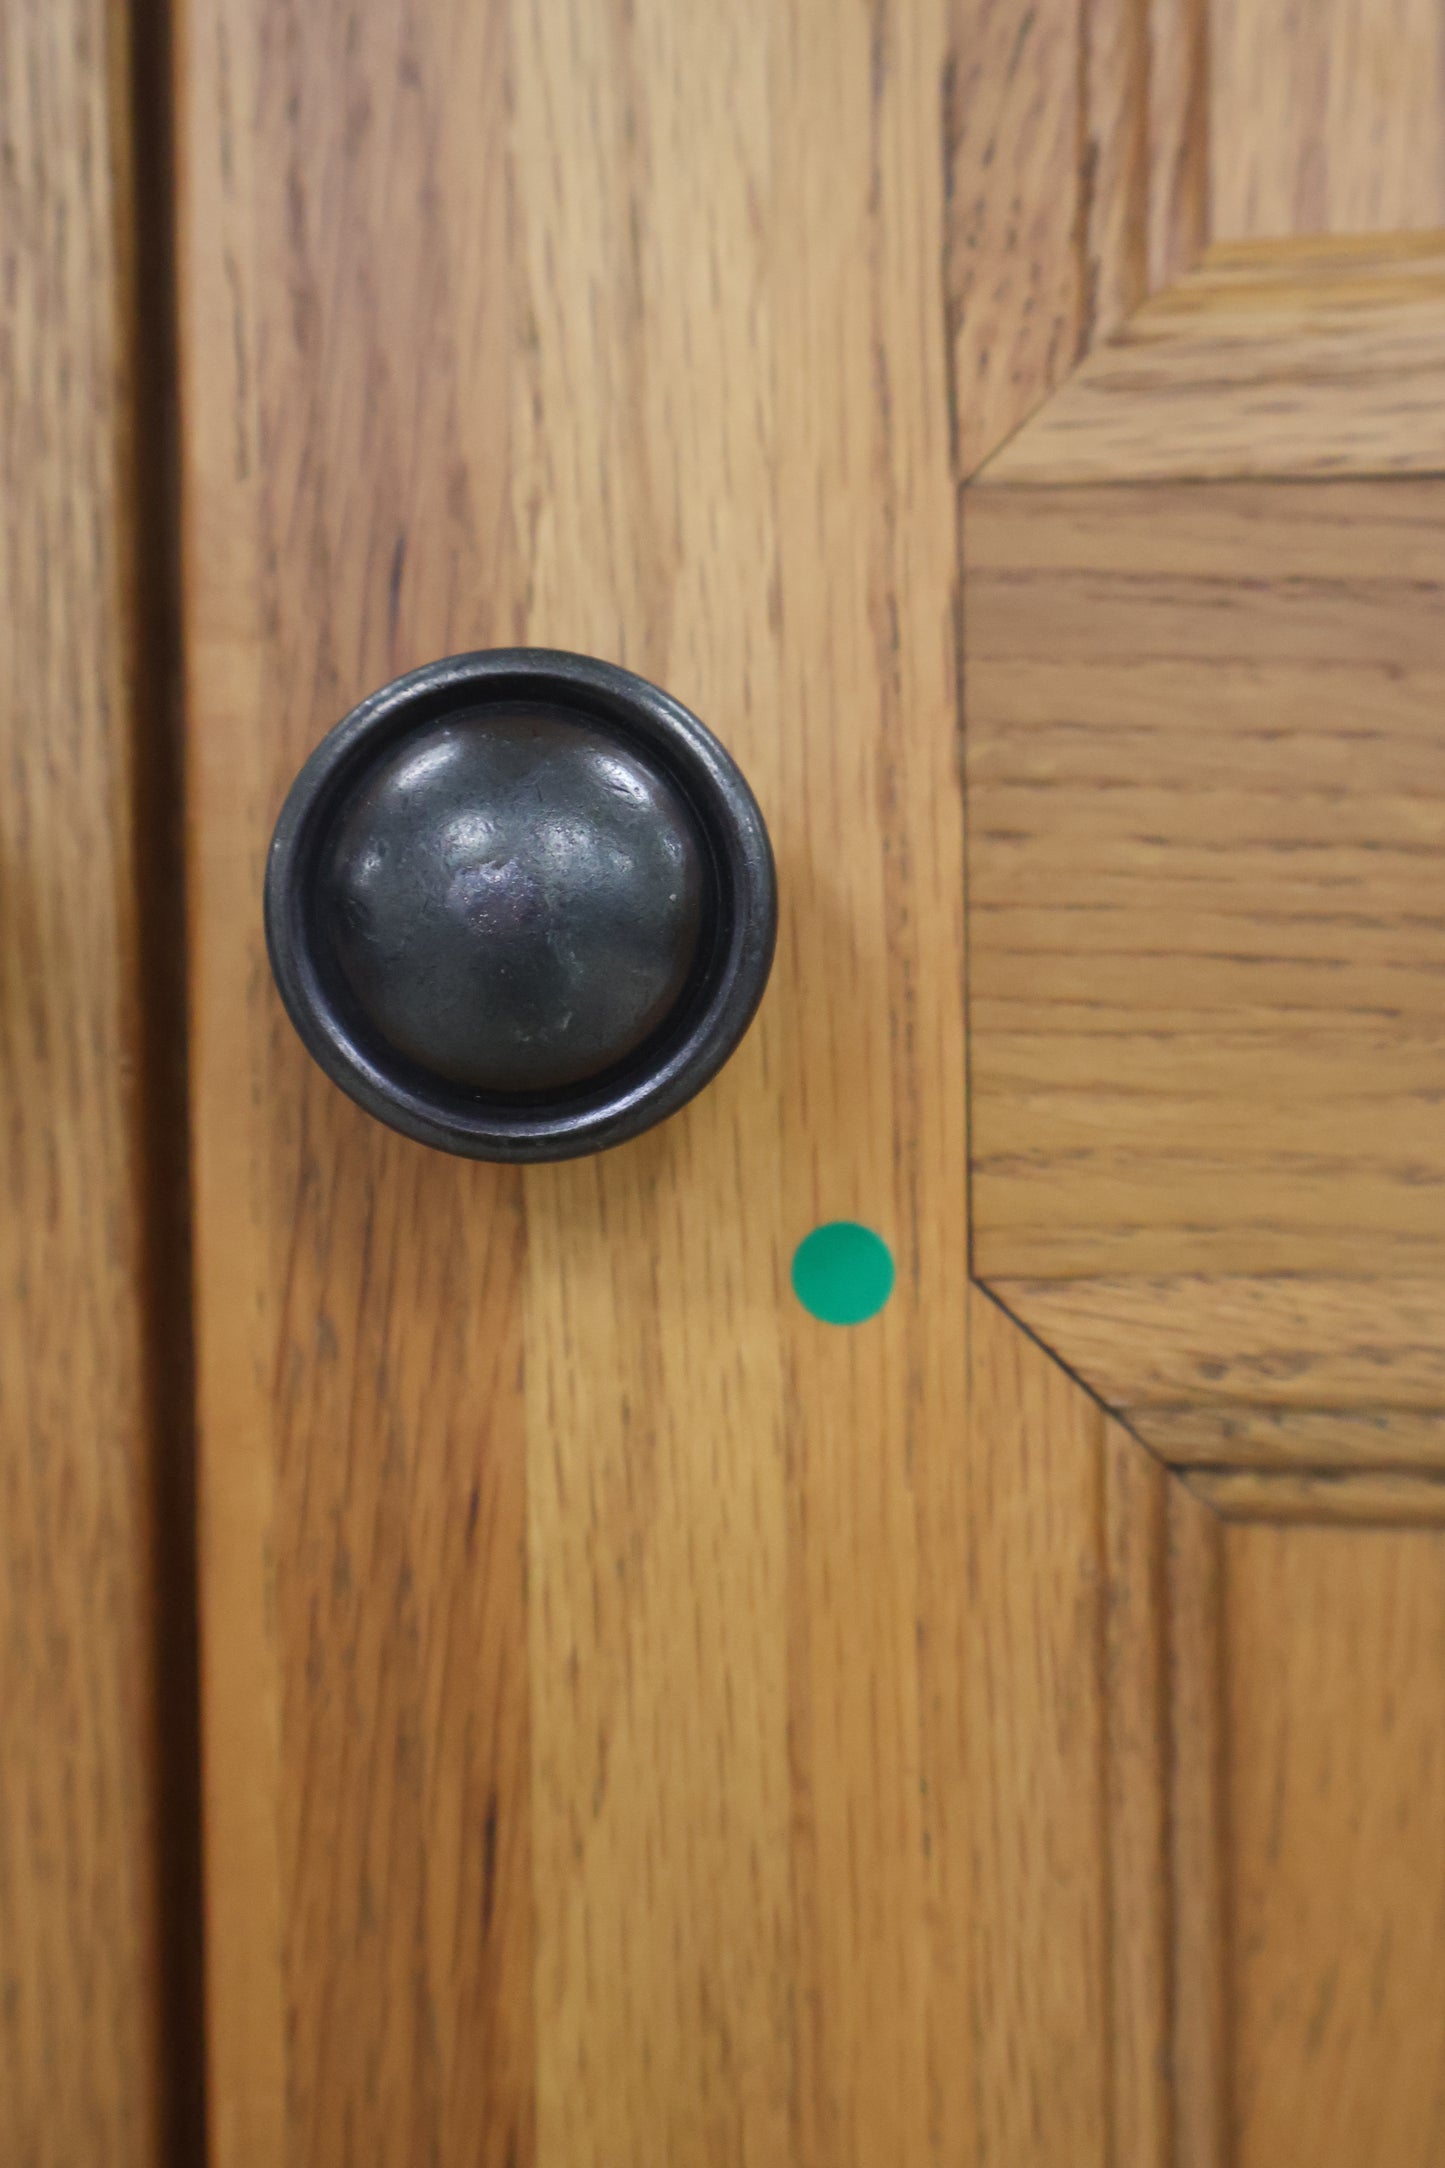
976,1274,1445,1487
970,228,1445,487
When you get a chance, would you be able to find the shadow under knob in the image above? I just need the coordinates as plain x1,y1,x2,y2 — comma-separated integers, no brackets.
264,650,776,1161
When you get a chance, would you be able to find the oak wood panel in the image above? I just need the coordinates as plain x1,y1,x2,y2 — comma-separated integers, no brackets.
966,445,1445,1469
181,0,1214,2161
1146,0,1210,294
1123,1403,1445,1470
1154,1494,1445,2168
955,30,1445,2168
1225,1525,1445,2164
516,0,1189,2155
0,3,170,2161
1082,0,1152,337
1211,0,1445,241
947,13,1215,2159
960,1307,1222,2168
963,1297,1113,2163
1165,1477,1229,2168
1102,1421,1171,2164
177,4,1230,2168
995,1272,1445,1405
969,479,1445,1277
983,235,1445,484
944,0,1206,476
1081,0,1209,336
991,1278,1445,1467
1188,1467,1445,1526
179,2,534,2160
494,0,975,2155
508,12,794,2154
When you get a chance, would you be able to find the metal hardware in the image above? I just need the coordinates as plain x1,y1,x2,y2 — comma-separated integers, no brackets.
264,649,776,1160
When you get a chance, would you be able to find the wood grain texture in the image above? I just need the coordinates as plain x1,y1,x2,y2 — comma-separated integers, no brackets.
958,1308,1221,2168
962,1296,1112,2164
1148,1491,1445,2165
991,1279,1445,1467
1211,0,1445,241
1081,0,1211,336
509,2,971,2153
944,0,1210,474
1082,0,1151,337
966,454,1445,1468
0,3,169,2161
180,0,965,2160
983,235,1445,484
1187,1467,1445,1526
1165,1477,1229,2168
968,474,1445,1275
1146,0,1209,293
179,2,534,2160
945,0,1087,474
1225,1525,1445,2163
947,13,1212,2160
992,1276,1445,1398
1120,1402,1445,1471
509,11,793,2154
969,210,1445,2145
178,0,1218,2158
1102,1421,1171,2165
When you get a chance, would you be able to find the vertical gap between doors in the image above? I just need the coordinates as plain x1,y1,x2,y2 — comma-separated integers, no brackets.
120,0,208,2157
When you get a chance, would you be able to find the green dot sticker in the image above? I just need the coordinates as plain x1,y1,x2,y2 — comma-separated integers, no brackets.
791,1221,895,1326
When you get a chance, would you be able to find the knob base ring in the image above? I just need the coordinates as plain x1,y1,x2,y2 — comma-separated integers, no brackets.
264,649,777,1162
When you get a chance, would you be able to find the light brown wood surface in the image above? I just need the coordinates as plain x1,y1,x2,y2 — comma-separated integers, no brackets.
176,0,1227,2161
989,1277,1445,1467
1121,1493,1445,2168
957,63,1445,2143
173,1,1445,2165
1226,1526,1445,2163
179,2,533,2153
15,0,1445,2157
0,1,173,2162
1187,1466,1445,1525
1164,1478,1229,2168
944,0,1206,475
179,0,966,2158
1212,0,1445,240
967,251,1445,1474
984,234,1445,483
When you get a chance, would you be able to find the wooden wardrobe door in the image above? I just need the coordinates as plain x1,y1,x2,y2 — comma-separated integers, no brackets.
175,4,1445,2167
1,2,196,2162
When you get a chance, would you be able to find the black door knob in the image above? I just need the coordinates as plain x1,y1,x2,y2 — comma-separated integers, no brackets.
264,650,776,1160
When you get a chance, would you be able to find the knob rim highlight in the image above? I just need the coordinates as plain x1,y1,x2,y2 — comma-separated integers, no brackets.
264,649,777,1161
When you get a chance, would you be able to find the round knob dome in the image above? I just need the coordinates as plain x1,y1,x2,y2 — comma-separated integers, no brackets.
321,707,708,1095
264,650,776,1160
